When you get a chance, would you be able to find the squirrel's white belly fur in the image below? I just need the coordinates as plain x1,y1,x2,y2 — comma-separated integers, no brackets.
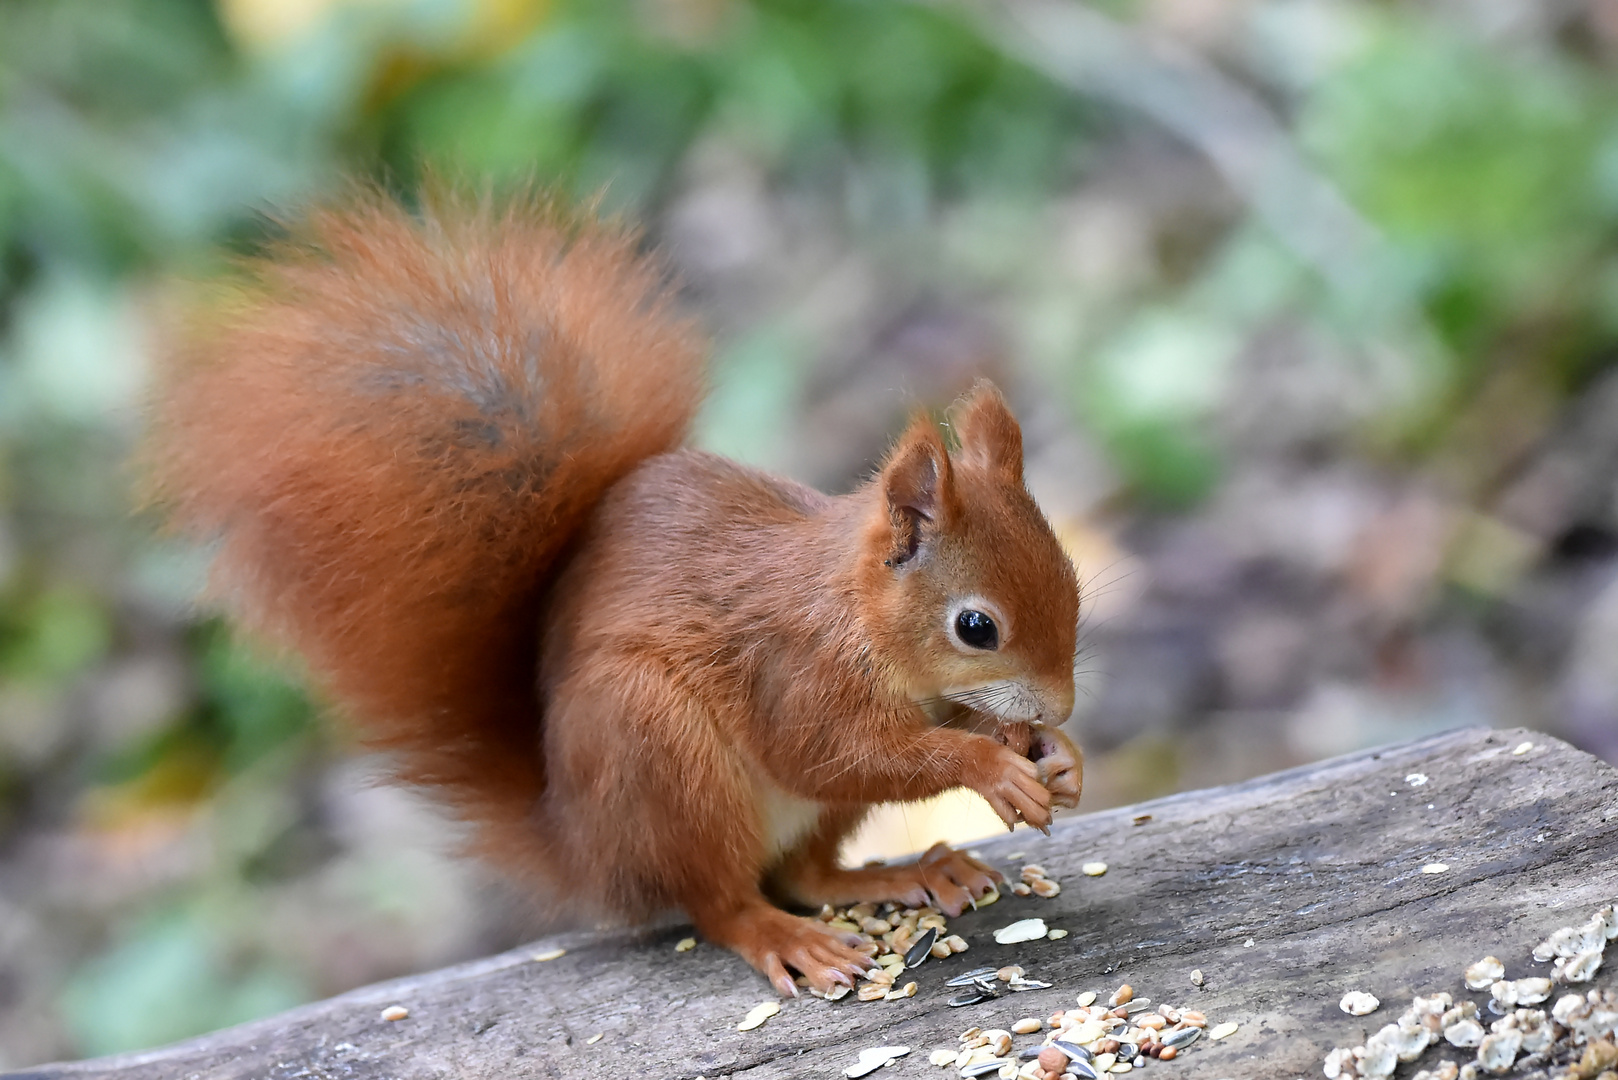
754,775,824,862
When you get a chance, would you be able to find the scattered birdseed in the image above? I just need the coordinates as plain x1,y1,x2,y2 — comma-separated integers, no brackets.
1110,984,1134,1006
1320,901,1618,1078
1190,969,1204,987
379,1005,408,1022
929,1048,956,1067
1421,863,1450,874
884,980,919,1001
532,948,566,962
1075,991,1098,1007
843,1045,911,1078
1341,991,1381,1016
1132,814,1153,826
585,1033,603,1045
675,937,696,952
1048,929,1070,940
1511,741,1534,756
1082,862,1108,877
1406,773,1430,786
1243,938,1255,948
737,1001,780,1031
1208,1021,1239,1040
1012,1018,1042,1034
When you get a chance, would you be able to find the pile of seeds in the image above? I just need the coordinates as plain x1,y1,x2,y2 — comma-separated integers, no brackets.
806,863,1068,1004
1321,903,1618,1079
807,900,967,1002
939,981,1238,1078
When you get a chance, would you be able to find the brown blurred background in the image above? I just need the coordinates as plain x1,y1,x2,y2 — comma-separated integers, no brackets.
4,0,1618,1065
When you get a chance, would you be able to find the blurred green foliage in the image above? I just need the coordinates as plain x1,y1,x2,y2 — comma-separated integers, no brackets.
5,0,1618,1062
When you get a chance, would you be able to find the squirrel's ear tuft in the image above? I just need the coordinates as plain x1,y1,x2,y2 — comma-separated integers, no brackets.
880,417,952,565
952,380,1023,481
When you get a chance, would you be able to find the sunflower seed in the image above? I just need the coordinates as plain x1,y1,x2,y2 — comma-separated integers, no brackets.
950,990,994,1007
1340,991,1381,1016
1123,998,1153,1014
993,919,1048,944
737,1001,780,1031
1009,977,1053,991
1162,1027,1202,1049
845,1045,912,1078
948,968,999,986
1051,1040,1094,1061
1067,1061,1099,1080
959,1058,1013,1077
906,927,940,969
1465,956,1504,990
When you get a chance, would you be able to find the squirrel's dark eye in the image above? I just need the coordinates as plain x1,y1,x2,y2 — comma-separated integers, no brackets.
954,609,998,650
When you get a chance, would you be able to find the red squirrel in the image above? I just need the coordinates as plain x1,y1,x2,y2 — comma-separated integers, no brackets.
145,189,1084,997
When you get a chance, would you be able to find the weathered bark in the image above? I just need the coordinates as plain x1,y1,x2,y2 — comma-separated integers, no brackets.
10,726,1616,1080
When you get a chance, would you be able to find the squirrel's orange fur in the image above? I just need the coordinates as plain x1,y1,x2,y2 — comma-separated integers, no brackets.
147,189,1084,996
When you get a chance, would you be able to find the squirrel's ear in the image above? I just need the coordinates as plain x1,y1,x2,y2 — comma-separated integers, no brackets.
880,417,953,566
952,380,1023,481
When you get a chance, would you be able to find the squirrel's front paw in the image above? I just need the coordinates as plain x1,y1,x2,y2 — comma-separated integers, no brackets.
1031,726,1083,809
965,743,1053,833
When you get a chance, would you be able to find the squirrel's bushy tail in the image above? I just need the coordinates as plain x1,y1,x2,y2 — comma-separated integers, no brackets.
146,188,705,877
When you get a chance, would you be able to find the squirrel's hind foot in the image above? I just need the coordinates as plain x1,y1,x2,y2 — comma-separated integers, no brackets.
696,903,875,997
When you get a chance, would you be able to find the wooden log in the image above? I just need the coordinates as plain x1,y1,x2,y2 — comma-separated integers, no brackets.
9,726,1615,1080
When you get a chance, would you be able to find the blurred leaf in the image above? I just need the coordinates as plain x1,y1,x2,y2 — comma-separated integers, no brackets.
60,910,307,1057
695,325,805,470
0,584,112,684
